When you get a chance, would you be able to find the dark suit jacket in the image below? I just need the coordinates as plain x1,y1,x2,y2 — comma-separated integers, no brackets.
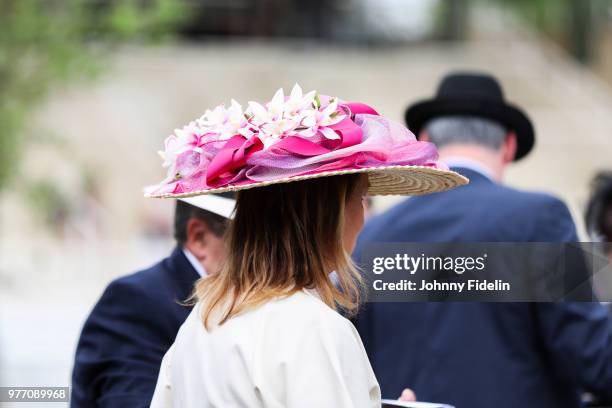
71,247,198,408
354,168,612,408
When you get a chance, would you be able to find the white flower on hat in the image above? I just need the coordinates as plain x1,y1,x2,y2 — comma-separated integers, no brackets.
157,84,348,167
285,83,317,118
197,99,248,141
159,121,202,167
299,97,345,140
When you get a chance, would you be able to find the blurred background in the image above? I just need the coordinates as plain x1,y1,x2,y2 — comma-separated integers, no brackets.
2,0,612,394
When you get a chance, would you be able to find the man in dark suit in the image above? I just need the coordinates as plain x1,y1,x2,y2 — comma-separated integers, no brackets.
354,72,612,408
71,194,234,408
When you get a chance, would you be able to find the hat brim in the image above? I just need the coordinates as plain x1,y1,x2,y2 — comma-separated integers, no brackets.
178,195,236,219
404,99,535,161
146,165,468,198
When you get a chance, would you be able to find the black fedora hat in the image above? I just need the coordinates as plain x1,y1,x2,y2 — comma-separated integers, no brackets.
404,72,535,161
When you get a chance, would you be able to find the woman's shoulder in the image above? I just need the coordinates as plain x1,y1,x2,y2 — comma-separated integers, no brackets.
267,289,335,315
261,290,357,338
176,290,357,346
256,290,372,379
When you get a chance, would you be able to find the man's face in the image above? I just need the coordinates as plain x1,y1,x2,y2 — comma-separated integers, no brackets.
200,231,226,275
184,217,228,275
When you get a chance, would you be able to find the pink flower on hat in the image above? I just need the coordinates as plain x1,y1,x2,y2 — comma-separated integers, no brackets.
299,97,345,140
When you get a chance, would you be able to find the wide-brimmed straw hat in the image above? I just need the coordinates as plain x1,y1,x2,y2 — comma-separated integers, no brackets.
145,84,468,198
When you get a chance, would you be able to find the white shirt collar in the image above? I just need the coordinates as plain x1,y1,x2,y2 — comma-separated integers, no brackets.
182,248,207,277
443,156,495,181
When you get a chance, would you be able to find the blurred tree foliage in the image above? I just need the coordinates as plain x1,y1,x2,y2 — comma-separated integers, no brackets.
433,0,469,42
0,0,188,191
25,179,71,232
486,0,609,63
435,0,610,64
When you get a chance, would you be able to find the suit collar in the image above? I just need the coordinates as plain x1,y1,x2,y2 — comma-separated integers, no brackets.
168,246,201,300
451,166,494,185
444,157,494,181
182,248,207,277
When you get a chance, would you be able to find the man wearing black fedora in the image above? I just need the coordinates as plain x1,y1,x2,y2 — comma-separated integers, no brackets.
354,72,612,407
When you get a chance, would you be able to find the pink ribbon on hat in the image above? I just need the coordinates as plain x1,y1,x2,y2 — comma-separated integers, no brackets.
271,102,379,156
331,102,379,149
205,102,378,185
206,134,264,186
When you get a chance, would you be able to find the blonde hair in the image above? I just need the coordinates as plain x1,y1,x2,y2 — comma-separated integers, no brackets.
193,174,363,329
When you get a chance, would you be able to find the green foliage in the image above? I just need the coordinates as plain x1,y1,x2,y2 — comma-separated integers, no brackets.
25,179,71,230
492,0,568,37
432,0,469,41
485,0,610,62
0,0,188,191
97,0,186,41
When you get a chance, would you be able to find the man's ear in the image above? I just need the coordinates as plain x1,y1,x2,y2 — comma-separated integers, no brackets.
419,131,430,142
184,218,209,259
502,132,518,163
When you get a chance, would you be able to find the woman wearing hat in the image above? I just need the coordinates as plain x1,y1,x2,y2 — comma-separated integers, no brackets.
146,85,467,407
